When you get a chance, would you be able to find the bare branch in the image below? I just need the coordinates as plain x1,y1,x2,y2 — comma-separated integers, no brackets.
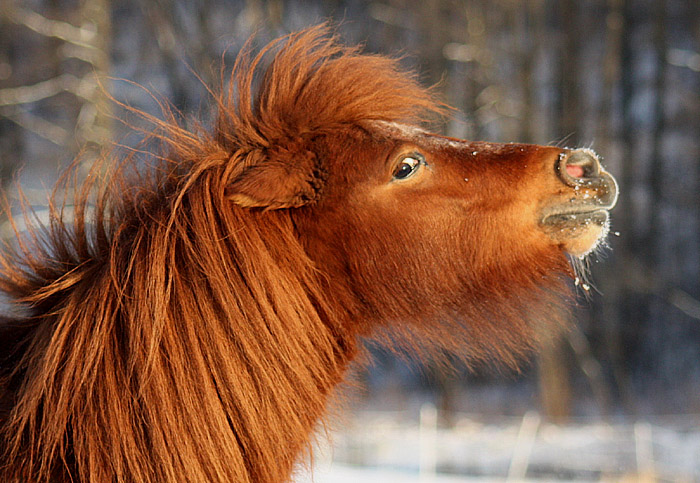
0,107,69,145
59,43,103,65
443,43,489,65
623,254,700,322
3,5,97,50
667,48,700,72
368,3,413,28
668,288,700,321
0,74,92,106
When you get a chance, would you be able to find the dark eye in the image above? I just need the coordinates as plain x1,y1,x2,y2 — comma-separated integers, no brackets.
393,155,422,180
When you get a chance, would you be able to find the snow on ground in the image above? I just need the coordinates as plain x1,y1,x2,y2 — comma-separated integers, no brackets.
295,463,489,483
294,407,700,482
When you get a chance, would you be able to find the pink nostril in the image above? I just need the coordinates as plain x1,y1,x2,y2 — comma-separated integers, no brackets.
566,164,585,178
558,149,601,184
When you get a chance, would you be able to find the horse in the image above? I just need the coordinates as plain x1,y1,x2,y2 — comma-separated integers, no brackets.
0,25,617,482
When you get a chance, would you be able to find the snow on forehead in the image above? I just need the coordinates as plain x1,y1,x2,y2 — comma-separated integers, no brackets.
371,121,466,149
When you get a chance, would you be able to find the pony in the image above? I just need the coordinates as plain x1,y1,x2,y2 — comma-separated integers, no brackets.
0,25,617,482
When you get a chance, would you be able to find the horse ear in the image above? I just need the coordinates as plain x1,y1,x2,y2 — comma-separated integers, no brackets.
226,146,325,210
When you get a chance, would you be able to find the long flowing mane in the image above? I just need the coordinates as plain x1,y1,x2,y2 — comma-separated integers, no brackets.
0,25,442,482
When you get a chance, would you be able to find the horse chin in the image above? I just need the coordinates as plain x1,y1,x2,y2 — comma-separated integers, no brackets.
540,209,610,258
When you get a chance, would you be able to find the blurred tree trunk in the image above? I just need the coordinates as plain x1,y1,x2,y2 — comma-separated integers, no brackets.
0,14,21,187
77,0,112,166
462,0,488,140
647,0,666,266
597,0,637,414
537,0,580,422
538,331,572,422
557,0,580,142
598,0,623,154
516,0,544,144
141,1,191,111
616,0,649,414
419,0,452,132
696,0,700,303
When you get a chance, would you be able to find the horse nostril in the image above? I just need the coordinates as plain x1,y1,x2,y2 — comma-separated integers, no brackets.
558,149,601,185
566,164,585,178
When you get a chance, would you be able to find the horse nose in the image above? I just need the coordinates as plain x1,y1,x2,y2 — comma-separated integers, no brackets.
556,148,619,209
557,149,601,186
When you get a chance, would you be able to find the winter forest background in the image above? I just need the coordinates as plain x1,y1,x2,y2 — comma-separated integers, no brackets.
1,0,699,478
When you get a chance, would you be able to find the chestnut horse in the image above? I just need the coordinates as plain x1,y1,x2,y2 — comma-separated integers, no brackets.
0,25,617,482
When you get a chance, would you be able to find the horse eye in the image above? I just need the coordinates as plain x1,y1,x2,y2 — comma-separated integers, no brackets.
393,156,422,180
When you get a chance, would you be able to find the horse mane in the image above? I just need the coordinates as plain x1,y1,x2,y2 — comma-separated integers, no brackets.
0,25,443,482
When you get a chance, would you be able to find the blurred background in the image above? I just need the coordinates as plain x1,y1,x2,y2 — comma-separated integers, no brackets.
1,0,699,480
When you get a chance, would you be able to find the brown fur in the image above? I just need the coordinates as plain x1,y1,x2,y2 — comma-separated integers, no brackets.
0,25,605,482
